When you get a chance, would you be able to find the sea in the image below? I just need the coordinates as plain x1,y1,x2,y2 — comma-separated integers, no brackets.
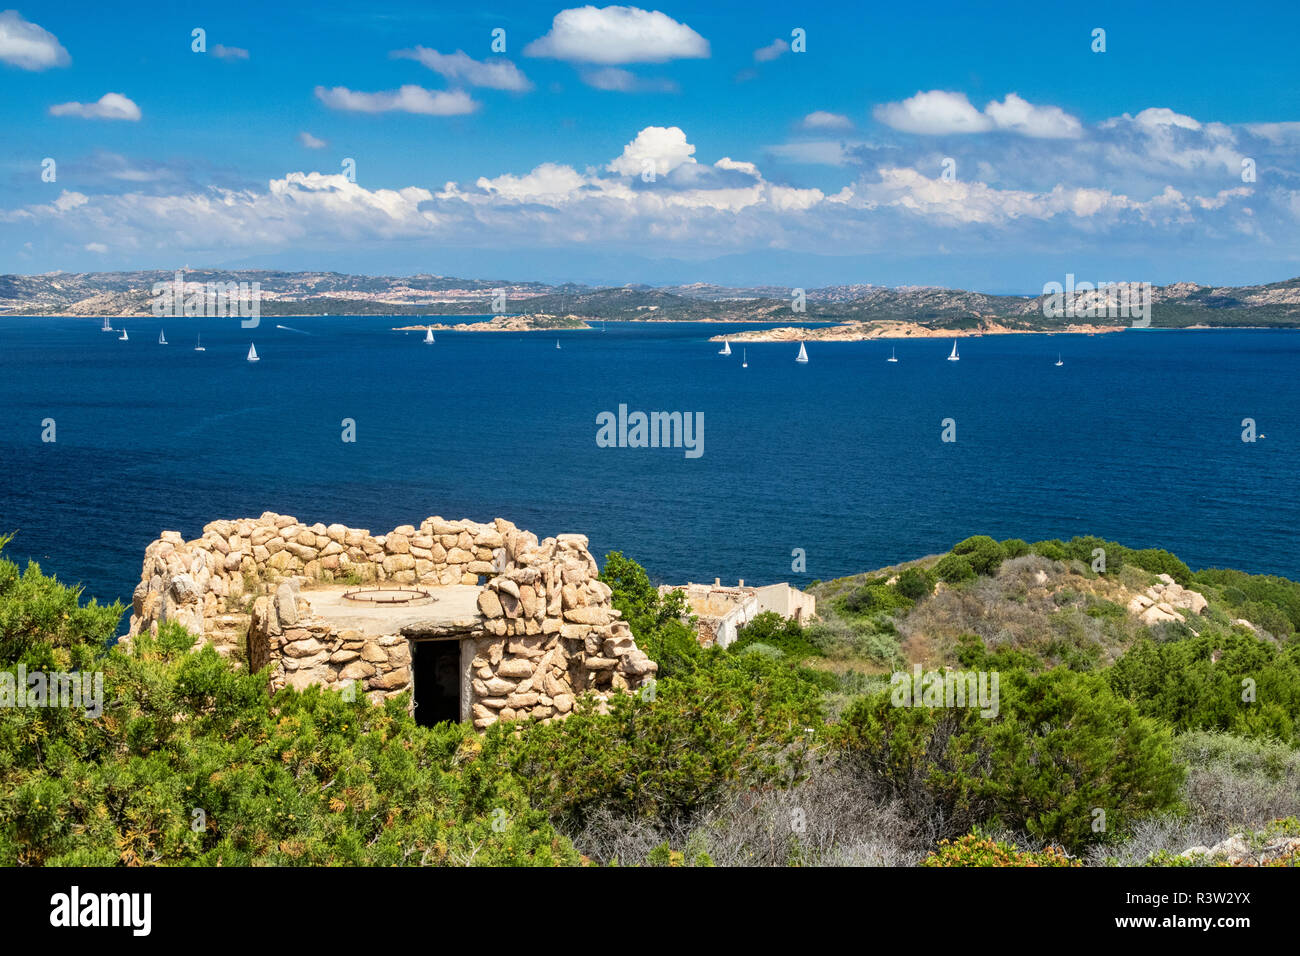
0,315,1296,616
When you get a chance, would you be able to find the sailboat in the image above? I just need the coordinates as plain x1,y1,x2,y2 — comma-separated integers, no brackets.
194,334,205,352
887,346,898,363
1055,353,1064,367
423,327,435,345
742,348,747,368
795,341,809,364
118,328,128,341
101,316,113,332
719,339,732,355
158,329,167,345
246,343,259,363
555,339,561,349
947,340,960,362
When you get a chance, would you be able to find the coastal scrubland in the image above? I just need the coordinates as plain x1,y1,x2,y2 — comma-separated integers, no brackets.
1,533,1297,866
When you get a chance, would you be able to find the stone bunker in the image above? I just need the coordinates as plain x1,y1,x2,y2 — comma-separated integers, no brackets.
126,512,657,728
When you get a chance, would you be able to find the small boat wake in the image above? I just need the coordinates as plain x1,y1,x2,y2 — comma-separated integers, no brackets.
276,324,310,335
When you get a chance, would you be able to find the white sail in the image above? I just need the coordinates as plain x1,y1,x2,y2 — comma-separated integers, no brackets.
247,343,259,362
742,348,747,368
556,339,561,349
101,316,112,332
424,327,435,344
194,334,205,352
947,340,959,361
1055,353,1063,366
719,340,731,355
795,341,809,363
887,347,898,362
119,328,128,341
158,330,167,345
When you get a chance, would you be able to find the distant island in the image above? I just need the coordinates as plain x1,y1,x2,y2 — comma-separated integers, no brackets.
395,313,591,332
710,318,1125,343
4,269,1300,330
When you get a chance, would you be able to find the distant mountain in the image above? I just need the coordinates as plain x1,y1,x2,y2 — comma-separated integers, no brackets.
3,270,1300,328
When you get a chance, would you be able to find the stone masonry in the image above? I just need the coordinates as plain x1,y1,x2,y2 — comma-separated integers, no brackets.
126,512,657,728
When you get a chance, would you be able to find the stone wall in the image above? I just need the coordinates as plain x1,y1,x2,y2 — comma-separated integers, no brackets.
126,512,657,729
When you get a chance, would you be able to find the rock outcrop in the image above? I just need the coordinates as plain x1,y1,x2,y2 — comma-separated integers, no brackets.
1126,573,1209,627
1180,833,1300,866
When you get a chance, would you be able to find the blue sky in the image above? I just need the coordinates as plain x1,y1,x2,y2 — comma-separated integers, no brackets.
3,0,1300,290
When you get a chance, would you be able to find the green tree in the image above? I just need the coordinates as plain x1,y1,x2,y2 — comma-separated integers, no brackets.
951,535,1006,576
599,551,700,677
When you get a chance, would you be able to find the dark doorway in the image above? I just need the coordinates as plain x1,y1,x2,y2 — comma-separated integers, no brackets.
412,640,461,726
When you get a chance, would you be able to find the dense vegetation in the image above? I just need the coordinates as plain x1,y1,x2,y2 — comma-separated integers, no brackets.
1,530,1297,866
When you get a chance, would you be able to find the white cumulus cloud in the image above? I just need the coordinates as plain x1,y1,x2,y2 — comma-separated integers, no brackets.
49,93,141,121
607,125,696,176
0,10,69,70
875,90,1082,138
524,5,709,64
983,93,1082,139
874,90,993,135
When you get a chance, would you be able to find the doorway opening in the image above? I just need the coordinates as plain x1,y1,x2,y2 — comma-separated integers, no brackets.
412,639,461,726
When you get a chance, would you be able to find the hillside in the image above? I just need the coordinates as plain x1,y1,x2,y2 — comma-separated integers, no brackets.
2,532,1299,867
4,270,1300,329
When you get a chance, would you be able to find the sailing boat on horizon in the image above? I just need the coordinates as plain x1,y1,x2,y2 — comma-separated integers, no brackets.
555,339,561,349
246,343,259,363
423,327,435,345
194,334,205,352
101,316,113,332
947,340,960,362
158,329,167,345
795,341,809,364
118,328,128,341
1055,353,1064,366
719,339,732,355
887,346,898,363
742,348,748,368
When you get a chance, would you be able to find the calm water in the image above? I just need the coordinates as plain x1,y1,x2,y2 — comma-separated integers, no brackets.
0,315,1296,613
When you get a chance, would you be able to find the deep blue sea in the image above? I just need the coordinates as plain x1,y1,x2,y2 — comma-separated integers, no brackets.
1,315,1296,615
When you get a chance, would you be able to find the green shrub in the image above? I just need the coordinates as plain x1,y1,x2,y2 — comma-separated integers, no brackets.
1108,633,1300,743
1000,539,1031,559
894,566,935,601
731,611,821,659
0,620,576,866
1128,548,1193,586
1032,540,1068,561
841,582,909,615
837,667,1183,850
951,535,1006,575
502,650,822,827
0,534,123,665
935,553,975,584
1196,568,1300,632
921,831,1080,867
